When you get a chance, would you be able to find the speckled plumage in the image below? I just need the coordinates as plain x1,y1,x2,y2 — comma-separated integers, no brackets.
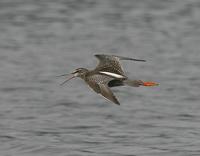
61,54,146,105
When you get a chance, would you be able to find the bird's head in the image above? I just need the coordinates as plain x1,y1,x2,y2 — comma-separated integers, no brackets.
58,68,89,85
72,68,89,77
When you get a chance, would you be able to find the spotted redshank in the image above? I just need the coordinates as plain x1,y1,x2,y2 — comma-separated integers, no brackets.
59,54,158,105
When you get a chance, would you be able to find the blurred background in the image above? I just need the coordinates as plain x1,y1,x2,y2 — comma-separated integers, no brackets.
0,0,200,155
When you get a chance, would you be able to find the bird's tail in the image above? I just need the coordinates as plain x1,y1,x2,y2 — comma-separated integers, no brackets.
123,80,143,87
124,80,159,87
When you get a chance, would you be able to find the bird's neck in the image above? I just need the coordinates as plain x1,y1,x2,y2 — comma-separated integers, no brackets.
79,70,90,80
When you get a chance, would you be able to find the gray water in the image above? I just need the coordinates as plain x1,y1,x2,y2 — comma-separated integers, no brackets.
0,0,200,155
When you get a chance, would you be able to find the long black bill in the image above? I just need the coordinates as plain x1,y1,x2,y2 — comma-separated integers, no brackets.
56,73,71,77
60,75,75,86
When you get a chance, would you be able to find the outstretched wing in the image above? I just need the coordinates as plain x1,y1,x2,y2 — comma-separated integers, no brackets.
94,54,146,78
98,84,120,105
85,74,120,105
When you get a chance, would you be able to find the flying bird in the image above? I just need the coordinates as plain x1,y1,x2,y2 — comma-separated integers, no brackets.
59,54,158,105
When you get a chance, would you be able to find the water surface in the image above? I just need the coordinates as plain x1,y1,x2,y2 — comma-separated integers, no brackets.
0,0,200,155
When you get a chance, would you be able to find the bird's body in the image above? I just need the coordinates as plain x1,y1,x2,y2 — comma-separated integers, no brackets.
59,54,158,105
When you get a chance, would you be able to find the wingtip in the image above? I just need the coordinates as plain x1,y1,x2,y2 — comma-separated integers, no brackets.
94,54,101,57
94,54,105,59
113,99,120,105
115,102,120,105
130,58,146,62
